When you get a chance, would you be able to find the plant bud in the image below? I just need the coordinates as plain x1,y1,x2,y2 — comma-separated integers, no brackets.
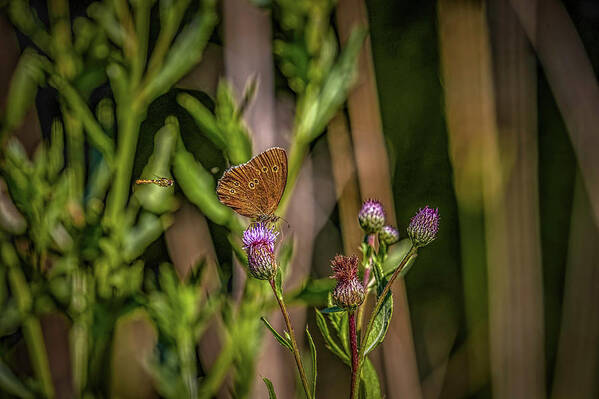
358,199,385,234
407,206,439,248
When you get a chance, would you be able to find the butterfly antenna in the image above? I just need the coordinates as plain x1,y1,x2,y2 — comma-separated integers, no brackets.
279,216,291,231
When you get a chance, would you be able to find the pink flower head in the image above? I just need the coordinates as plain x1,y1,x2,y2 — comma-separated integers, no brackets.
330,255,364,309
242,223,279,280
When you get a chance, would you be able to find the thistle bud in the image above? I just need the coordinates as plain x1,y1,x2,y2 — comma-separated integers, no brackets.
358,199,385,234
407,206,439,248
242,223,279,280
379,225,400,246
330,255,365,309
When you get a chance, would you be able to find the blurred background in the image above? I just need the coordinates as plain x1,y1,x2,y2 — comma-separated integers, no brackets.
0,0,598,398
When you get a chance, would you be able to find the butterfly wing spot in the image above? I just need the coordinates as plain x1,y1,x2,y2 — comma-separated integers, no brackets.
216,147,288,219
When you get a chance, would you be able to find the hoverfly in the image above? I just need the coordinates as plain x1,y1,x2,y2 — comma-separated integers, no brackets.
135,176,174,188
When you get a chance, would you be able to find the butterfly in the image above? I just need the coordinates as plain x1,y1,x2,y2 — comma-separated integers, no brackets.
216,147,288,223
135,177,174,187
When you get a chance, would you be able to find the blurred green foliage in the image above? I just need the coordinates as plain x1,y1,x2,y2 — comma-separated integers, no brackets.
0,0,365,398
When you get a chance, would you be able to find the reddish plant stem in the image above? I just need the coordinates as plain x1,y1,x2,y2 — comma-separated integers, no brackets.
356,245,418,394
349,310,359,399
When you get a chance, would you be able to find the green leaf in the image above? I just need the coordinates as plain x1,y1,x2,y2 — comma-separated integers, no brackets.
215,80,252,164
0,358,34,399
263,377,277,399
363,293,393,355
173,141,234,228
314,309,349,364
306,327,317,398
274,268,283,300
140,2,217,105
123,213,172,262
135,117,178,214
227,234,248,266
277,236,295,276
1,50,45,137
260,316,292,351
321,306,344,314
287,277,335,306
177,93,225,150
360,358,381,399
383,238,414,276
47,119,64,182
328,310,350,355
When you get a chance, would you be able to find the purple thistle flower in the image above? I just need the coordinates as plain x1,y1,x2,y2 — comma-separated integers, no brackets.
379,225,400,246
407,206,439,248
358,199,386,234
330,255,365,309
242,223,279,280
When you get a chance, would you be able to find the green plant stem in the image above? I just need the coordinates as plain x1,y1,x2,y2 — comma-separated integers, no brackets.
144,0,192,80
197,333,235,399
354,244,418,395
3,243,54,398
178,333,197,399
349,310,358,399
362,234,376,287
63,109,84,199
105,109,142,224
357,234,375,331
269,279,312,399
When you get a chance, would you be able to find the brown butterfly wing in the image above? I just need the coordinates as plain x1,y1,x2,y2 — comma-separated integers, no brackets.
217,165,264,218
216,147,287,218
246,147,287,216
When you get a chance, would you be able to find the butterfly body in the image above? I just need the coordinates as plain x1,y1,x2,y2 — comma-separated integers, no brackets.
135,177,174,187
217,147,288,222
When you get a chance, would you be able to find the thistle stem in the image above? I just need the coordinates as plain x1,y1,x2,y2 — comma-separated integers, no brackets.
269,279,312,399
355,245,418,394
357,234,376,330
362,234,376,288
349,311,359,399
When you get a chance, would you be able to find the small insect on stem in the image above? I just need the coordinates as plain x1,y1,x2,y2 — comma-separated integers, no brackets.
135,177,174,188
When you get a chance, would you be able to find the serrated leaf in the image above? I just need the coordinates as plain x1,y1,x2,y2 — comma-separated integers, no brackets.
360,358,381,399
263,377,277,399
260,317,292,351
321,306,344,314
306,327,317,398
364,293,393,355
314,309,349,364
